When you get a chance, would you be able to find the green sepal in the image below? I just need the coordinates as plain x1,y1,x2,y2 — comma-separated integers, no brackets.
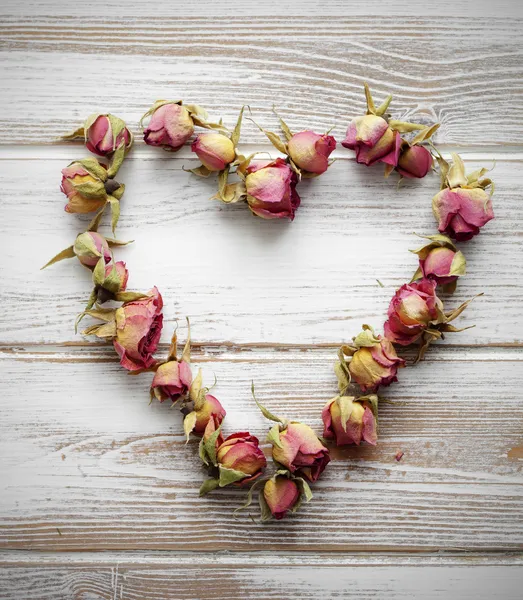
187,165,212,177
41,245,75,270
388,120,427,133
218,466,247,487
87,203,107,232
200,425,222,466
231,106,245,147
75,158,109,182
258,490,273,522
352,324,380,348
61,125,85,141
107,142,126,179
199,478,219,496
107,196,120,234
267,423,283,448
272,106,293,141
114,291,148,302
411,123,440,145
252,382,286,425
183,411,197,442
447,153,468,188
181,317,191,363
337,395,356,433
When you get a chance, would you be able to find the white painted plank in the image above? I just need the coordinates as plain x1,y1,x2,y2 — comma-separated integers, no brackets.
0,552,522,600
0,13,522,145
0,152,519,346
0,346,522,551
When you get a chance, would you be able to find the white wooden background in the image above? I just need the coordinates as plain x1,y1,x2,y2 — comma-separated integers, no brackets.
1,1,522,598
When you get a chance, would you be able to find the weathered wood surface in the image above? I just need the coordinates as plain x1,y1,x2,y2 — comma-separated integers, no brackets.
0,0,522,597
1,552,522,600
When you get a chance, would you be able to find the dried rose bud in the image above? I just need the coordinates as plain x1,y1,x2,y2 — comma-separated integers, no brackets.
338,326,405,393
74,232,112,267
322,395,377,446
342,115,401,167
216,433,267,485
384,279,441,346
287,130,336,175
262,475,301,520
104,261,129,292
397,145,433,179
191,394,226,436
151,360,192,402
85,114,133,157
191,132,235,171
61,160,108,214
271,422,330,483
432,153,494,241
112,287,163,371
245,158,300,220
141,100,225,152
411,234,466,290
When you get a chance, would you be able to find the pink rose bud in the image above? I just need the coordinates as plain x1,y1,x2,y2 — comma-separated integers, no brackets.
245,158,301,220
287,130,336,175
113,287,164,371
142,102,195,151
85,114,133,157
339,326,405,393
411,234,466,289
432,153,494,241
322,395,378,446
384,279,442,346
192,394,226,436
104,261,129,292
73,232,112,268
263,475,300,520
271,422,330,483
191,132,236,171
216,433,267,485
397,145,433,179
433,187,494,241
151,359,192,402
342,115,401,167
61,160,108,214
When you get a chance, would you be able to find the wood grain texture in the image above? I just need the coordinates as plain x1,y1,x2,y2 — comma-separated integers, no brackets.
1,10,523,146
1,552,522,600
1,150,520,346
1,346,522,551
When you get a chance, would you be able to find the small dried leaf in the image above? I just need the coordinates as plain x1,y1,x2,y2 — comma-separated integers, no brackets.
41,245,75,270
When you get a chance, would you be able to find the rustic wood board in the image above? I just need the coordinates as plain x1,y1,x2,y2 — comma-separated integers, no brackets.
0,1,522,598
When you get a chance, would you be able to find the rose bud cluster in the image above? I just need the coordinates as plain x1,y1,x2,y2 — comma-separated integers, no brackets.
322,395,378,446
342,83,438,178
432,153,494,241
63,113,133,157
411,234,466,293
141,100,225,152
81,287,164,371
384,279,480,360
336,325,405,394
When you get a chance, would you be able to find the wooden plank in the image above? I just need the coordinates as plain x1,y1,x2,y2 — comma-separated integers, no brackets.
1,346,522,551
0,13,522,146
0,552,522,600
1,151,519,346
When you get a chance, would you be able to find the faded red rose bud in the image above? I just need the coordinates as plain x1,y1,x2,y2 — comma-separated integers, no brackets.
432,153,494,241
263,475,300,520
151,359,192,402
245,158,300,220
61,160,108,214
411,234,466,290
191,132,236,171
142,102,194,151
322,395,378,446
85,114,133,157
270,422,330,483
112,287,163,371
287,130,336,175
74,232,112,267
384,279,441,346
141,100,225,152
342,115,401,167
104,261,129,292
397,144,433,179
337,325,405,393
216,432,267,485
191,394,226,436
